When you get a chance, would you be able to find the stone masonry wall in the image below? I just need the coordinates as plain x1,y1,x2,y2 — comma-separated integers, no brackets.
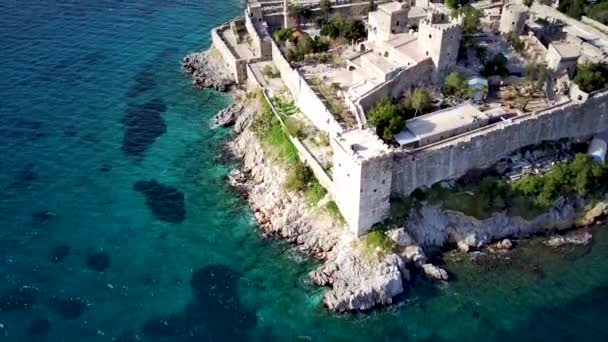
391,91,608,196
358,59,435,112
270,40,344,135
245,11,272,61
212,25,247,84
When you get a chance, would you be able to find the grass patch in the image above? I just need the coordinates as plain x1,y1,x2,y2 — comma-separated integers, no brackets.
266,123,299,166
362,229,394,256
324,201,345,225
304,179,327,206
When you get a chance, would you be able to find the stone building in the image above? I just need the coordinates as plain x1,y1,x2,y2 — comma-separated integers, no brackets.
368,2,411,43
546,42,581,79
417,11,462,72
499,3,528,35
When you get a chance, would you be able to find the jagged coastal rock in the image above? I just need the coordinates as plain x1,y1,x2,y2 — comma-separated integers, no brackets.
182,51,234,91
544,231,593,247
211,103,243,129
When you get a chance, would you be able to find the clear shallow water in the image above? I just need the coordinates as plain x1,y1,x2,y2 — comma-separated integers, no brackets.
1,1,608,341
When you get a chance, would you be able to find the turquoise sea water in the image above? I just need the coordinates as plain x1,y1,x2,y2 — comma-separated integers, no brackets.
2,1,608,341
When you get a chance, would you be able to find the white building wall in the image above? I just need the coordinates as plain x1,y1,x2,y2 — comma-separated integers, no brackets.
418,20,461,72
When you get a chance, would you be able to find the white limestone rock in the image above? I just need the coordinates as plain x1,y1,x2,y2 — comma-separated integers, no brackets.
211,103,243,129
182,51,235,92
421,263,449,281
544,231,592,247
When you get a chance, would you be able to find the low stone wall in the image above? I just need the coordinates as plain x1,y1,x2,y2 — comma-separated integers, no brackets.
212,24,247,84
391,91,608,196
260,88,336,197
358,59,435,112
270,40,344,135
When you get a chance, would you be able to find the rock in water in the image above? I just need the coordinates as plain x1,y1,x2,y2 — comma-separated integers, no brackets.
0,286,38,312
182,51,234,92
211,104,244,129
133,180,186,223
421,263,449,281
544,231,593,247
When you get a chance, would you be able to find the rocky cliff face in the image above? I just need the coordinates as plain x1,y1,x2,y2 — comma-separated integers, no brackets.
182,50,234,92
405,196,606,252
228,114,415,311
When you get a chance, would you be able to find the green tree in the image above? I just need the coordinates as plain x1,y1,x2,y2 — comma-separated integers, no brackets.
367,98,404,140
482,53,509,77
273,28,293,42
458,6,481,36
411,89,432,116
297,34,314,55
513,62,547,111
574,63,606,93
446,0,469,10
443,72,470,100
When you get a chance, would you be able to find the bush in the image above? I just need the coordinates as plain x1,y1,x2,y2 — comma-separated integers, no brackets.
574,63,606,93
273,28,293,42
284,117,305,139
482,53,509,77
251,92,274,138
443,72,470,100
283,162,312,193
304,179,327,205
267,123,299,165
320,16,367,41
367,98,404,141
511,153,608,208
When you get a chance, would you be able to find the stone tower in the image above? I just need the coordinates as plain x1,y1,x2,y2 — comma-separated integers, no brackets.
417,11,462,72
368,2,410,43
331,130,393,237
499,3,528,35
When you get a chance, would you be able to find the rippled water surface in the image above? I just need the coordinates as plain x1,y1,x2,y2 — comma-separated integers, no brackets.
2,1,608,341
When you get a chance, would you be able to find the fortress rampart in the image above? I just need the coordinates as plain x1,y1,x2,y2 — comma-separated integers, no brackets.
391,91,608,196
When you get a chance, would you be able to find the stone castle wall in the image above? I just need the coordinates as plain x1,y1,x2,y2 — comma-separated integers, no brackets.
245,12,272,61
270,39,344,135
212,24,248,84
391,91,608,196
358,59,435,112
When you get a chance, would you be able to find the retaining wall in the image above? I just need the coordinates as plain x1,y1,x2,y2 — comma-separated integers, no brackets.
270,40,344,135
391,91,608,196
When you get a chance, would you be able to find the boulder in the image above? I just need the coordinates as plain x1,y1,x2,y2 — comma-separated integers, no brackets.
421,263,449,281
211,104,243,129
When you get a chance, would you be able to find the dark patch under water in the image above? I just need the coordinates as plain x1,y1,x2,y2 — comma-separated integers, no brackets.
48,296,86,320
142,264,256,341
126,65,157,98
63,125,78,137
99,164,112,173
9,163,38,189
0,287,38,312
32,210,55,226
133,179,186,223
27,317,51,337
49,245,71,263
120,98,167,158
86,250,111,272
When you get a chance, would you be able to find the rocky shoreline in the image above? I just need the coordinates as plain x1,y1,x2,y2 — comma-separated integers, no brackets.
182,50,235,92
187,49,608,312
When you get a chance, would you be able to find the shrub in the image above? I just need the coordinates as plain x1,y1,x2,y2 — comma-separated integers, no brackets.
267,124,299,165
320,16,366,41
251,92,274,138
273,28,293,42
284,117,305,139
508,33,525,52
367,98,404,141
304,179,327,205
574,63,606,93
283,162,312,193
443,72,470,100
482,53,509,77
